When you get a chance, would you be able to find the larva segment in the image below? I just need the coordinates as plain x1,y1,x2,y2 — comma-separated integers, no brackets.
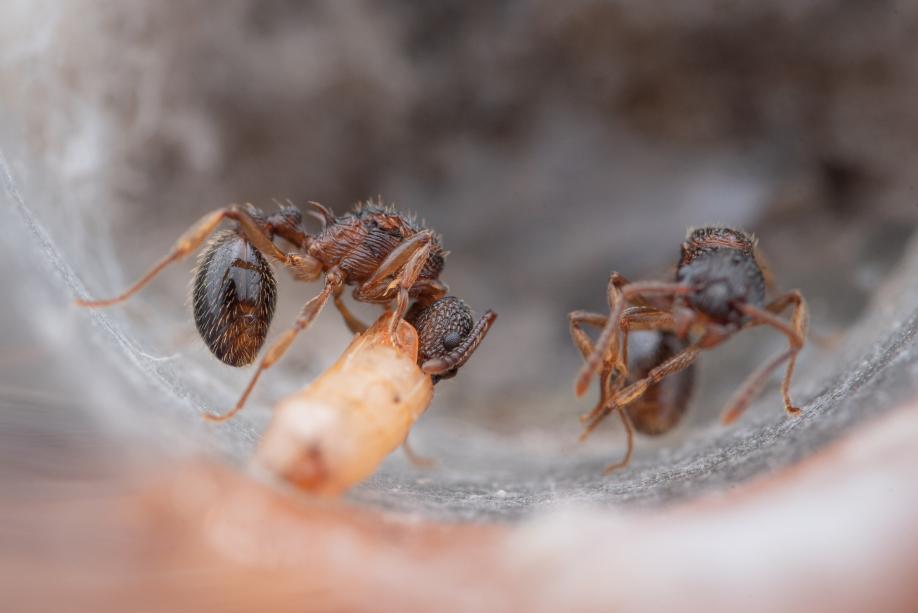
253,314,433,496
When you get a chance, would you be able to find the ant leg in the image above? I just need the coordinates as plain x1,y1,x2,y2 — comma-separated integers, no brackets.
576,307,678,425
573,274,628,396
568,310,608,361
584,343,703,435
360,231,435,293
602,408,636,475
204,273,343,422
580,361,618,432
356,233,436,342
401,436,437,469
764,291,797,315
569,310,621,415
333,287,369,334
569,307,665,372
721,349,794,424
578,363,635,473
738,291,808,418
575,276,690,397
387,243,435,341
767,291,835,348
76,204,320,307
421,310,497,375
617,306,678,380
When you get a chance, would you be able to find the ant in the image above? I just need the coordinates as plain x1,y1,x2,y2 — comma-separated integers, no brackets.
570,226,808,473
76,198,491,420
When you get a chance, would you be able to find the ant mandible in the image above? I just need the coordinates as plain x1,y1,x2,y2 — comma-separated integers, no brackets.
570,227,808,472
76,198,489,421
406,295,497,384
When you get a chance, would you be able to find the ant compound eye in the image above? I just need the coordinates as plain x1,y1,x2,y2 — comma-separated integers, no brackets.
442,331,462,351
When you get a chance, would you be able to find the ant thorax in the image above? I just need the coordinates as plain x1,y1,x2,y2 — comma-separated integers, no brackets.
309,204,446,285
676,228,766,324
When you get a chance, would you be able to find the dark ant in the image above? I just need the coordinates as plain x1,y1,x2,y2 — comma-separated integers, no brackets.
570,227,808,472
76,199,495,420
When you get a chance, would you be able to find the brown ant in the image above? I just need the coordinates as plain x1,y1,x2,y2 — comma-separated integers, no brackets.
76,199,493,420
570,227,808,473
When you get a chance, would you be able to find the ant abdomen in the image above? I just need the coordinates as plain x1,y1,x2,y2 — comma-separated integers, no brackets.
192,230,277,367
625,331,695,435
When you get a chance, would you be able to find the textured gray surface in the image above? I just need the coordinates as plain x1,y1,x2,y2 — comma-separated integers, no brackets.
2,1,918,522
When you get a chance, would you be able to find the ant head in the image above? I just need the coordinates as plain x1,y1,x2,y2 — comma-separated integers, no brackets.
677,248,766,324
406,296,475,382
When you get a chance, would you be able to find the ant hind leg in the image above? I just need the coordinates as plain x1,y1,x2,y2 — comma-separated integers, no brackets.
204,274,342,422
602,408,636,474
76,204,320,307
732,292,808,422
333,288,369,334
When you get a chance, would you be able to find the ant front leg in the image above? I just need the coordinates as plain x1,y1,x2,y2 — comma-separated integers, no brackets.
583,343,702,436
205,272,343,422
575,306,678,427
356,231,436,344
76,204,321,307
572,337,641,474
568,310,608,363
727,291,809,423
333,286,369,335
569,311,620,428
570,306,674,366
574,273,629,396
767,291,835,349
575,274,690,397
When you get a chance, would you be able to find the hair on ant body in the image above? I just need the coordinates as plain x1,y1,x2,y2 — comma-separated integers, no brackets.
76,198,484,421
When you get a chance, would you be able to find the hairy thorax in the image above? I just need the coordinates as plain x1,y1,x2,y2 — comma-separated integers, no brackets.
309,206,445,286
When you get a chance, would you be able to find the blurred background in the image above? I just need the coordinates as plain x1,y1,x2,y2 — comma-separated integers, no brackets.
3,1,918,607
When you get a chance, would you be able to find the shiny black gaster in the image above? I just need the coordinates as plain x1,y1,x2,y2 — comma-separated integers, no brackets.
192,230,277,366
